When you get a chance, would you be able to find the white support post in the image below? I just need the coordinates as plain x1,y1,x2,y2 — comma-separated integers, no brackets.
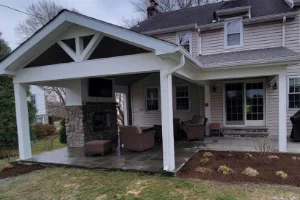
14,83,32,160
278,72,287,152
65,79,82,106
205,85,211,136
123,93,129,126
160,70,175,172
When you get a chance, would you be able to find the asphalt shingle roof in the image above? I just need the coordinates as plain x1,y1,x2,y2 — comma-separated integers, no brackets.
131,0,295,33
197,47,299,67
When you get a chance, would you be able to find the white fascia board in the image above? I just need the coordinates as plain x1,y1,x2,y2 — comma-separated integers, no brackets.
0,13,70,71
196,65,287,81
65,12,178,55
13,53,174,84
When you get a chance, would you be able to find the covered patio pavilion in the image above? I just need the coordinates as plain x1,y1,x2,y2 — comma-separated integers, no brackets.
1,10,300,174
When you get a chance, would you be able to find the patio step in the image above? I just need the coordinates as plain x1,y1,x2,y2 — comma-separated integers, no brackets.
223,127,268,138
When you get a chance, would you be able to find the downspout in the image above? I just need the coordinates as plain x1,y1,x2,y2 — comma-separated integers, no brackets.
198,28,202,55
166,53,186,75
282,16,286,47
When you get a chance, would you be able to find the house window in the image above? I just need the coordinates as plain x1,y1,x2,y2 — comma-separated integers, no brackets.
177,32,192,53
146,88,159,111
176,86,189,110
36,117,43,124
30,95,36,105
224,20,243,48
289,78,300,108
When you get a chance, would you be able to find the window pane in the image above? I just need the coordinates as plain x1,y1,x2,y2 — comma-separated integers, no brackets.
227,21,240,34
296,78,300,93
177,98,189,110
176,86,189,97
178,33,191,53
147,100,158,111
147,88,158,99
227,33,240,46
289,78,295,93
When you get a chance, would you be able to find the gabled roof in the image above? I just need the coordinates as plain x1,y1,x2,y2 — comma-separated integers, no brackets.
131,0,295,33
0,10,184,73
197,47,300,68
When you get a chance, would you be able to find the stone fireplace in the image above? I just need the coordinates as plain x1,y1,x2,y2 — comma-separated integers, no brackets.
65,102,117,147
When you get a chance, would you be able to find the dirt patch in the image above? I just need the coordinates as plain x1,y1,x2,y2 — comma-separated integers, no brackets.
0,163,45,180
177,151,300,187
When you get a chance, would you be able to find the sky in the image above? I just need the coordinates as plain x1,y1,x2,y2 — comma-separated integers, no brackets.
0,0,140,49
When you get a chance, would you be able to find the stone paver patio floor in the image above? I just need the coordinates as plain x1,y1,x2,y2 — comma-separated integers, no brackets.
21,137,300,175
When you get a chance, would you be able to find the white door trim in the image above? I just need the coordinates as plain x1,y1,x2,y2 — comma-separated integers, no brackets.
222,78,267,127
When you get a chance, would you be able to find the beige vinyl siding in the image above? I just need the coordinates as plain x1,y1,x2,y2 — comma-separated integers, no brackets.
131,73,202,127
155,30,199,57
210,80,224,124
286,13,300,135
201,22,283,55
267,76,279,139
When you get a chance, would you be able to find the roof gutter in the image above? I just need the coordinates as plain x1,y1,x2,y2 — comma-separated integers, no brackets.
142,24,197,36
197,11,298,31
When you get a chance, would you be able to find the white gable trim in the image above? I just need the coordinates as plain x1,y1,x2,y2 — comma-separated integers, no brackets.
0,11,178,73
13,53,174,84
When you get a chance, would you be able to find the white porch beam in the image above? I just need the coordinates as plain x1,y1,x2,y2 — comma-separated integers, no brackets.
205,85,211,136
65,79,82,106
13,53,173,84
160,70,175,172
14,83,32,160
79,34,104,61
57,41,77,62
196,66,286,81
278,72,287,152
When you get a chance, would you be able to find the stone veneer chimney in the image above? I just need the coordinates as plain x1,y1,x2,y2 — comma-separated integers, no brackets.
147,0,159,18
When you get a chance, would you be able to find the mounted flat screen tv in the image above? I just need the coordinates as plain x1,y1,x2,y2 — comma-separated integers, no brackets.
88,78,113,97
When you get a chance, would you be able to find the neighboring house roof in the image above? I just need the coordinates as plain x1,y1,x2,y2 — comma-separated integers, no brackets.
131,0,295,33
197,47,300,68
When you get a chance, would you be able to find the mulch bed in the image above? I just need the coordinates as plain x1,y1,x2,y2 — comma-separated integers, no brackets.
177,151,300,187
0,163,45,180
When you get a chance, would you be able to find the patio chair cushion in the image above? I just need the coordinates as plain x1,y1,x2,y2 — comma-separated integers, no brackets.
136,125,143,134
85,140,112,156
192,115,205,125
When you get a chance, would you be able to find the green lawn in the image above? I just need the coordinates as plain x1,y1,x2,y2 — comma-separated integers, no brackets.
0,136,66,167
1,167,300,200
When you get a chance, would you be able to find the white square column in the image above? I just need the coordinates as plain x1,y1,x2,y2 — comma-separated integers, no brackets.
204,85,211,136
160,70,175,172
278,72,287,152
14,83,32,160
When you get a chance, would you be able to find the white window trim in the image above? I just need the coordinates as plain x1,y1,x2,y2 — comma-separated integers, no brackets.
145,86,160,112
176,31,192,54
288,76,300,109
175,85,191,111
224,18,244,49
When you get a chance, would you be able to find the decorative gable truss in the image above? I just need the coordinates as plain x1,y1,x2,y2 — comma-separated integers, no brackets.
57,33,104,62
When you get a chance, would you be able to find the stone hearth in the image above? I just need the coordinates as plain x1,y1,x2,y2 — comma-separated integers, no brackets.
65,103,117,147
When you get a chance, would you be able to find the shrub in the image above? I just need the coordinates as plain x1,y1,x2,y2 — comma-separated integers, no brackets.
0,163,13,172
218,165,232,175
195,167,212,173
59,119,67,144
244,153,253,159
276,171,288,179
33,124,57,138
268,155,280,159
253,138,276,158
291,157,300,161
242,167,259,177
200,157,210,163
203,152,213,157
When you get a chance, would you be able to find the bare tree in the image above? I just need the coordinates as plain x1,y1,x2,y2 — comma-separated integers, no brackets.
115,93,125,126
15,0,77,113
122,0,222,27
